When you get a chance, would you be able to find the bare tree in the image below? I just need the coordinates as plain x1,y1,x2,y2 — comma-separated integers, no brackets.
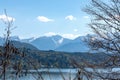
85,0,120,66
72,0,120,80
0,10,42,80
84,0,120,55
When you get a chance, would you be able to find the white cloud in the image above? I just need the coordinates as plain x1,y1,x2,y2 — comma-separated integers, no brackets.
37,16,54,22
44,32,80,39
83,16,89,19
74,29,78,32
0,15,15,22
62,34,80,39
65,15,76,21
44,32,56,37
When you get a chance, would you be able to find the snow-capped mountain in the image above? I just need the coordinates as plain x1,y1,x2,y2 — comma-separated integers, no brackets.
0,35,90,52
21,37,35,43
0,36,21,46
30,35,89,52
0,36,38,50
55,36,89,52
30,35,72,50
10,36,20,41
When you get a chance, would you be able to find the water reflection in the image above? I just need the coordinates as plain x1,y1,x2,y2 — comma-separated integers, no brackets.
10,69,78,80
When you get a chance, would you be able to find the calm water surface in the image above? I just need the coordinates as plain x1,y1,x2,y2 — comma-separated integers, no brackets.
4,68,120,80
19,69,77,80
6,69,78,80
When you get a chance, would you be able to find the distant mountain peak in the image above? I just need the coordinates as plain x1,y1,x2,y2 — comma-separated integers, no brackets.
20,37,36,43
0,34,90,52
10,36,20,41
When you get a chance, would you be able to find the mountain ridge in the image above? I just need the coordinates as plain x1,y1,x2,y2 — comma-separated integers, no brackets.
0,35,90,52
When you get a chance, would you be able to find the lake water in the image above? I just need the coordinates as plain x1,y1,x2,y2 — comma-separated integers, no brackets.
3,68,120,80
4,68,78,80
18,69,78,80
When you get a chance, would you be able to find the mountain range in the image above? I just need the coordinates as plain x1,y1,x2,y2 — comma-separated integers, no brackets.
0,35,90,52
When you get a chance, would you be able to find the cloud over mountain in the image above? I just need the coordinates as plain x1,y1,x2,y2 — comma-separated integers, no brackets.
43,32,80,39
44,32,57,37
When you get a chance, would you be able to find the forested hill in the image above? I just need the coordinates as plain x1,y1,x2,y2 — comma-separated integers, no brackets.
15,48,108,68
0,42,108,68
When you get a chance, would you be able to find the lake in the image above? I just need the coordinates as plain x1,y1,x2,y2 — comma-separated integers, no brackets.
4,68,78,80
3,68,120,80
18,68,78,80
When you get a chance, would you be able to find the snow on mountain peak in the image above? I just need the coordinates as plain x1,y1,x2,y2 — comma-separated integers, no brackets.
58,38,64,44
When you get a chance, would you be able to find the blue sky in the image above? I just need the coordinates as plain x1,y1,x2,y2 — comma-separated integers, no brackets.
0,0,92,39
